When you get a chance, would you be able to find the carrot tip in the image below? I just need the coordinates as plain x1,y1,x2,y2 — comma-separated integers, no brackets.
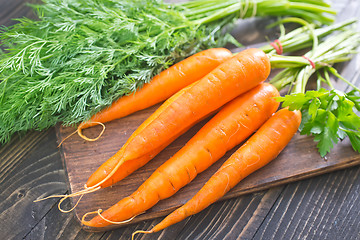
33,193,82,213
33,194,67,203
81,209,103,225
57,129,77,148
97,210,143,225
77,121,106,142
58,185,101,213
58,193,84,213
58,121,106,147
131,229,153,240
82,209,146,227
34,185,101,214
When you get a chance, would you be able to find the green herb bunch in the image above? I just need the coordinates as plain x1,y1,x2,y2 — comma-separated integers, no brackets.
0,0,236,143
280,88,360,157
0,0,336,144
269,24,360,156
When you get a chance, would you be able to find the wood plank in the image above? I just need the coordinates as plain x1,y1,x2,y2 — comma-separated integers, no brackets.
253,166,360,240
25,197,105,240
0,0,39,27
0,129,68,239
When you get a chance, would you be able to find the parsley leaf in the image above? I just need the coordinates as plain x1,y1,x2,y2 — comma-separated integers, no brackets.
278,89,360,157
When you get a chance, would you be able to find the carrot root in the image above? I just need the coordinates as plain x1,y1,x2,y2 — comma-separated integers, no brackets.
57,130,77,148
132,230,153,240
82,209,144,225
51,153,127,212
34,185,101,213
77,121,106,141
57,121,105,147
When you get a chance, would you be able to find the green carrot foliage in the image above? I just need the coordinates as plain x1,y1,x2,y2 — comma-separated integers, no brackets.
0,0,336,143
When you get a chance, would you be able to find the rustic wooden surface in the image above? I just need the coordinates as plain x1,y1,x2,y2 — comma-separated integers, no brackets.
1,0,360,239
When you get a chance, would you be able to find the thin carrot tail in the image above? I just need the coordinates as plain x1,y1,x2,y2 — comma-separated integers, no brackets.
57,129,77,148
57,121,106,148
34,184,101,213
130,209,186,237
77,121,106,141
150,208,187,233
132,230,153,240
35,142,124,213
82,209,144,226
36,148,126,213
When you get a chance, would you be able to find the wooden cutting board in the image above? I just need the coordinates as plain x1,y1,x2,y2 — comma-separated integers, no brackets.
56,98,360,232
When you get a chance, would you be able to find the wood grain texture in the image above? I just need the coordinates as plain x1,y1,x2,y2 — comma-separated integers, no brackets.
254,167,360,240
0,129,67,239
0,0,39,28
0,0,360,239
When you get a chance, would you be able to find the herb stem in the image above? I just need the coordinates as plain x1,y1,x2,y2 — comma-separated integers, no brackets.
328,67,360,92
260,18,356,54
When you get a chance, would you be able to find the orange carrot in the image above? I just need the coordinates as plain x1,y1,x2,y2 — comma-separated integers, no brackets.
77,48,232,131
141,108,301,235
85,81,212,188
82,48,270,192
81,82,280,227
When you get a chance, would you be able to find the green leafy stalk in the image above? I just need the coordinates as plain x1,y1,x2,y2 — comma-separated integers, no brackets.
0,0,336,144
270,28,360,92
178,0,336,25
270,23,360,156
260,18,356,55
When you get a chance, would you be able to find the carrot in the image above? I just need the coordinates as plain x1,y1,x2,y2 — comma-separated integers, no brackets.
81,48,270,193
81,82,280,227
77,48,232,132
86,107,207,189
85,81,212,188
138,108,301,235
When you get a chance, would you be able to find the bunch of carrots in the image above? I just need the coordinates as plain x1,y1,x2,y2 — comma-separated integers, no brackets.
52,47,302,234
38,19,359,238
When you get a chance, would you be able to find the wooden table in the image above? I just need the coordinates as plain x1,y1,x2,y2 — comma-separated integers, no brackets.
1,0,359,239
